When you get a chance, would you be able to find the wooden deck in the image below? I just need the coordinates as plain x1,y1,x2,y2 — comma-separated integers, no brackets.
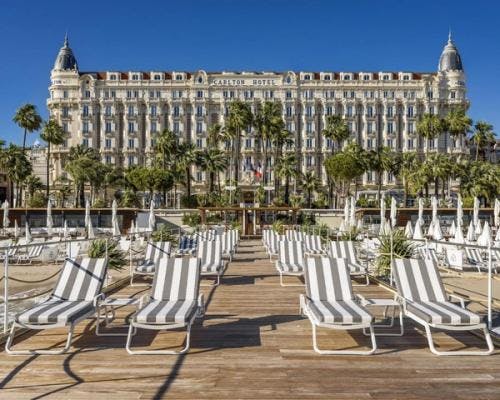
0,240,499,399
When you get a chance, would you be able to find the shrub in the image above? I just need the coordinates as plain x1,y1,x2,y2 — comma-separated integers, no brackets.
28,192,47,208
272,220,285,235
181,194,198,208
88,239,127,271
151,224,178,244
375,229,416,277
182,212,201,227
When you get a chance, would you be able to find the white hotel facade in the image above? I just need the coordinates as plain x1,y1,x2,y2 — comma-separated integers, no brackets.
47,34,467,197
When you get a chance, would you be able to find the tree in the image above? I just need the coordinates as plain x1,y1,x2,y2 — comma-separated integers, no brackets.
40,119,66,199
398,152,420,205
470,121,496,161
271,129,293,195
207,123,223,148
64,145,101,207
459,161,500,204
275,153,296,205
321,115,350,154
13,104,43,153
0,144,32,205
198,148,228,193
226,100,253,183
155,129,177,169
176,142,198,199
301,171,320,208
445,107,472,147
416,113,446,155
366,147,397,200
24,175,43,202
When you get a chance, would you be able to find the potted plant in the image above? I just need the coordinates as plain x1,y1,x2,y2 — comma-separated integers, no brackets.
88,238,127,285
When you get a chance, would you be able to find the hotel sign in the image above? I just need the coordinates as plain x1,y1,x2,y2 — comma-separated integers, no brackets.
210,77,278,86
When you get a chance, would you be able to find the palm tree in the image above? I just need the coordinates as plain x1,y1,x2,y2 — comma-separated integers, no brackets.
416,113,445,156
271,129,293,195
275,153,296,204
40,119,66,199
207,123,223,148
24,175,43,202
226,100,253,183
176,142,198,199
0,144,32,205
366,147,396,200
64,145,101,207
301,171,320,208
198,148,228,192
13,104,43,153
445,107,472,149
398,152,420,205
155,129,177,169
470,121,495,161
322,115,350,154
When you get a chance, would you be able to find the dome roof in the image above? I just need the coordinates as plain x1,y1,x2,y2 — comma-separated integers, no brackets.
53,34,78,71
438,32,463,72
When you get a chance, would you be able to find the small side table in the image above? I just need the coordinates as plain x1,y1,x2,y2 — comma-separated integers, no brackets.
360,297,404,336
96,296,141,336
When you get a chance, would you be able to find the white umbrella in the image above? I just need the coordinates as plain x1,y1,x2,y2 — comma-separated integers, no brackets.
495,226,500,242
112,199,120,236
390,197,397,228
453,224,465,244
456,195,463,227
449,220,456,237
466,220,475,242
418,197,424,226
475,220,482,236
382,218,392,236
379,193,386,234
477,221,491,247
2,200,9,230
63,220,69,239
338,220,346,233
427,220,434,237
85,199,91,229
343,201,349,226
432,219,443,241
87,218,95,239
25,222,32,243
431,196,438,224
148,201,156,231
356,218,363,231
473,197,480,228
46,200,53,236
413,220,423,240
494,198,500,227
14,220,19,238
404,221,413,238
349,196,356,228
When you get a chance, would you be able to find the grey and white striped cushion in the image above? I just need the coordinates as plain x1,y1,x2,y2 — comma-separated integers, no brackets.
465,248,484,265
305,257,355,302
393,258,447,302
417,247,438,265
277,241,304,273
406,301,481,325
135,260,156,273
144,241,171,261
134,300,198,324
199,230,216,241
197,240,223,273
51,257,108,301
303,235,323,254
328,241,367,273
17,300,94,324
306,300,373,324
177,235,198,254
268,233,284,255
151,257,200,301
222,232,235,255
28,239,45,258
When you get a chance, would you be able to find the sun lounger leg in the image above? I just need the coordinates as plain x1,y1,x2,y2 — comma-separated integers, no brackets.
311,322,377,355
126,322,192,355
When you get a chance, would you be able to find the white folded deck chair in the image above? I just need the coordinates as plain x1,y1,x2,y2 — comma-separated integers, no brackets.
262,229,271,249
6,257,108,355
16,238,45,264
198,230,216,241
130,241,171,285
328,240,369,285
197,240,224,286
0,240,17,262
267,232,284,261
417,246,439,267
303,234,325,256
126,257,204,355
464,247,492,273
221,231,235,261
275,240,305,286
393,258,494,355
176,235,198,256
229,229,239,250
300,257,376,355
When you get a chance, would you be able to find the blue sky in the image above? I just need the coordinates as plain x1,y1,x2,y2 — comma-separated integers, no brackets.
1,0,498,145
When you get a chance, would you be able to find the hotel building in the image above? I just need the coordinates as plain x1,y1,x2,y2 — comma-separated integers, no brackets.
47,34,467,198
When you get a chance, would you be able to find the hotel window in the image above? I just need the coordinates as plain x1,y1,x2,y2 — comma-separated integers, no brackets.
150,105,157,116
304,74,311,80
105,156,112,164
82,121,89,133
110,75,117,81
132,74,139,80
286,122,293,131
223,91,228,98
105,122,112,133
156,91,161,98
387,106,393,117
306,122,313,134
133,90,139,98
306,138,313,149
244,90,254,99
408,122,414,134
387,172,394,182
151,122,157,133
151,138,157,148
62,107,69,117
173,122,179,134
325,106,333,116
154,74,161,80
429,106,435,115
196,171,202,182
127,90,132,99
306,106,313,117
383,75,389,80
306,156,313,167
366,171,373,182
128,122,135,133
363,74,370,80
343,75,351,80
387,138,394,148
173,106,180,117
367,138,373,149
245,138,252,149
285,90,292,99
407,106,414,117
366,106,373,117
427,91,433,99
104,90,109,99
128,139,135,149
429,139,436,149
128,156,135,166
82,138,89,148
84,90,91,98
105,105,112,116
197,90,203,98
387,121,394,134
450,91,456,99
347,106,353,117
149,91,154,99
175,74,183,80
229,91,235,98
128,105,134,116
348,122,353,132
63,90,68,98
196,122,203,134
323,74,331,80
196,138,203,148
403,75,410,81
172,90,183,99
105,139,112,149
367,122,373,134
286,106,293,117
407,138,414,149
111,90,116,98
62,122,68,133
326,138,333,149
196,106,203,117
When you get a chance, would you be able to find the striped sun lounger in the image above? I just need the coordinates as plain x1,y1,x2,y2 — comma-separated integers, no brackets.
393,258,493,356
126,256,204,355
197,240,225,286
16,239,45,264
130,241,171,285
221,232,235,261
176,235,198,255
275,240,305,286
464,248,490,273
6,257,108,355
267,232,284,261
303,235,325,256
328,241,369,285
300,257,376,355
417,246,439,267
